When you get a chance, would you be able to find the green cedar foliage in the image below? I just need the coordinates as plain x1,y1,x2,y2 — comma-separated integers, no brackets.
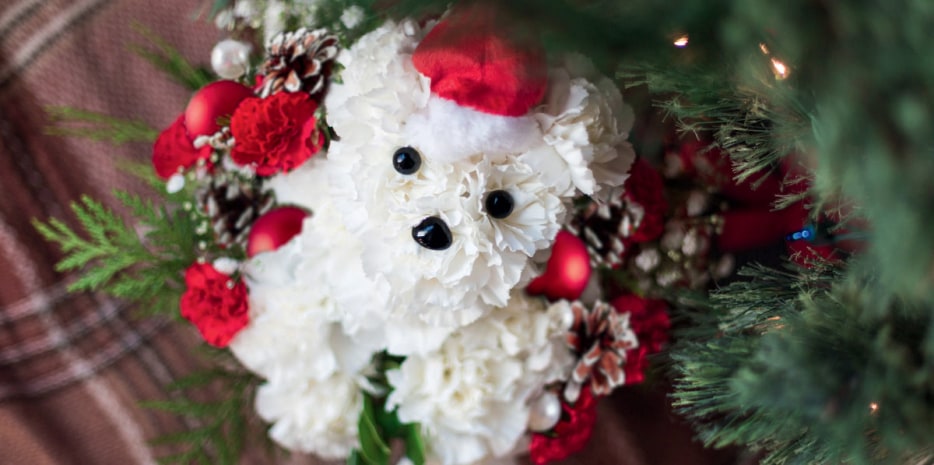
129,23,215,91
33,189,202,319
143,353,264,465
45,106,159,144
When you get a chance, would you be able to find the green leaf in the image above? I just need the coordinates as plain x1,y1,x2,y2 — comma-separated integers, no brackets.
347,449,364,465
357,395,391,465
404,423,426,465
374,404,405,438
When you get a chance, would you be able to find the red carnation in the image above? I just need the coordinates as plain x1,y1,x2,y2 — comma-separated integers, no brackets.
529,387,598,465
611,294,670,385
229,92,324,176
180,263,249,348
152,115,212,179
622,158,668,244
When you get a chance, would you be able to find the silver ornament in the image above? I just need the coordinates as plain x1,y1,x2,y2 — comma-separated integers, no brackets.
166,173,186,194
527,391,562,432
211,39,251,79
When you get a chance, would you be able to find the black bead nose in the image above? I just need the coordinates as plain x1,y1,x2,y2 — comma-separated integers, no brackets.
412,216,452,250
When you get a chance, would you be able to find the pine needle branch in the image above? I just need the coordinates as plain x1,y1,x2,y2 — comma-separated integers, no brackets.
620,63,810,186
671,261,934,465
45,106,158,144
129,22,214,91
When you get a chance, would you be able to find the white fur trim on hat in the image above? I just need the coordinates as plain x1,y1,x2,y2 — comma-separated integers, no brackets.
403,95,541,163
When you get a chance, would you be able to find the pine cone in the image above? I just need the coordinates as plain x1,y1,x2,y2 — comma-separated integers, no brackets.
195,173,274,248
567,196,644,269
258,28,339,98
568,160,668,268
563,301,639,402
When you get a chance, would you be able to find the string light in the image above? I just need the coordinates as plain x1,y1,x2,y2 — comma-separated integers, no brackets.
673,34,689,48
758,42,791,80
770,57,790,80
869,402,880,414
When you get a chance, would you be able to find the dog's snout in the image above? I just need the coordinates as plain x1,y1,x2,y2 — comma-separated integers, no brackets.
412,216,452,250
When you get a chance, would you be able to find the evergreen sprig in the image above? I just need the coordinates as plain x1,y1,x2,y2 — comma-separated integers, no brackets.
129,23,215,91
143,357,263,465
672,262,934,465
619,60,811,192
33,190,201,319
45,106,159,144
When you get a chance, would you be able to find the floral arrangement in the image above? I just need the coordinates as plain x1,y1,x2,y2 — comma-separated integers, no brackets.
40,3,783,465
148,5,680,463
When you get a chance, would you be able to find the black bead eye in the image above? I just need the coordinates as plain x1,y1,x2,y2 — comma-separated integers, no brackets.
393,147,421,175
412,216,452,250
485,190,514,219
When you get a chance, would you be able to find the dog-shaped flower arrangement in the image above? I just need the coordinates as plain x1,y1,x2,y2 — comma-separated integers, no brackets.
158,5,662,465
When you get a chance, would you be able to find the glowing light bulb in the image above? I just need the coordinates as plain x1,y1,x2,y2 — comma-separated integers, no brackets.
869,402,880,413
771,58,790,79
759,43,770,54
673,35,689,48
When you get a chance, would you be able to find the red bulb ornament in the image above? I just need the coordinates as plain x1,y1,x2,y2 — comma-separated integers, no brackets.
527,231,592,301
246,206,310,257
184,80,254,138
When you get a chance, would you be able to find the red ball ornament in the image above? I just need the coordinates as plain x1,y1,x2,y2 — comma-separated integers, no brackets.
716,201,807,253
527,230,592,301
246,206,310,257
184,80,254,137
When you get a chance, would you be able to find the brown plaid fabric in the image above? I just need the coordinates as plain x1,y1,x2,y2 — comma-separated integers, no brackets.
0,1,737,464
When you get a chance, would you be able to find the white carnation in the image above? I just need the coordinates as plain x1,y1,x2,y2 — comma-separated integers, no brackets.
232,236,371,459
256,373,363,459
467,156,566,257
535,56,637,199
386,295,574,465
229,158,383,459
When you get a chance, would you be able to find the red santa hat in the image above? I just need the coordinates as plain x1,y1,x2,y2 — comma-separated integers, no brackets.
403,3,549,162
412,3,548,117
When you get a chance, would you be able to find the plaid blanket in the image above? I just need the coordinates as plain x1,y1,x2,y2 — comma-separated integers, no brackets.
0,1,735,464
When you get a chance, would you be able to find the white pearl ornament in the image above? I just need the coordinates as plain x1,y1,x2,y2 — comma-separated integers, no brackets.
210,39,251,79
527,391,562,432
166,173,185,194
